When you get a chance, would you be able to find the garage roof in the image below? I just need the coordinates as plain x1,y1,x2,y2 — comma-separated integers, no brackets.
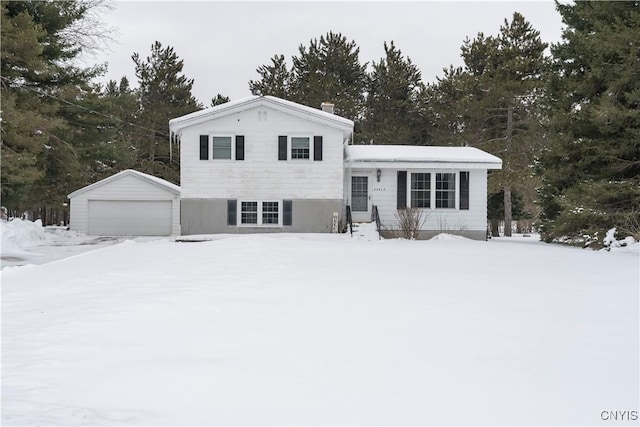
68,170,180,198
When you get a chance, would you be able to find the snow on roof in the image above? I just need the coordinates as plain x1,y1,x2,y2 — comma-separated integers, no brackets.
169,95,353,134
347,145,502,167
68,169,180,198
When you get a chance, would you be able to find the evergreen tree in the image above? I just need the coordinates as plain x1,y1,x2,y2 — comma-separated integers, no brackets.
1,5,51,211
361,41,426,145
132,41,202,184
289,31,367,121
211,93,230,106
248,54,290,98
424,13,549,236
423,65,468,146
70,77,138,184
1,1,106,215
538,1,640,246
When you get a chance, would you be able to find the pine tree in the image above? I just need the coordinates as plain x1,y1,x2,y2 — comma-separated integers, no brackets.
1,1,106,215
211,94,230,106
289,32,367,121
132,41,202,184
538,1,640,245
424,13,549,236
248,54,290,98
361,41,426,145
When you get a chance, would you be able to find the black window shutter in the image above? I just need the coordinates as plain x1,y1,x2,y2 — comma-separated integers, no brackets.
227,200,237,226
397,171,407,209
278,136,287,160
283,200,293,226
313,136,323,161
460,171,470,210
199,135,208,160
235,135,245,160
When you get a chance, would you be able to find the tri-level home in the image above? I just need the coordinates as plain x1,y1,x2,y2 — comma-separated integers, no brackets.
169,95,502,240
169,96,353,235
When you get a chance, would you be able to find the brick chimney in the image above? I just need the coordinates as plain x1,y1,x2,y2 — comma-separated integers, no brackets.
321,102,335,114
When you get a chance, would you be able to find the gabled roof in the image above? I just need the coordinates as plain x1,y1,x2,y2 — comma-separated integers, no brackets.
68,169,180,199
169,95,354,137
347,145,502,169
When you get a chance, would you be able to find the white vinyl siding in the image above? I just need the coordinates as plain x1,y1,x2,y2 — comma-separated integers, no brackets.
179,106,345,200
352,168,489,233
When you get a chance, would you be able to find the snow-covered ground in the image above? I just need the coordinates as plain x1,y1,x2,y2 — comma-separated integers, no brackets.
1,221,639,426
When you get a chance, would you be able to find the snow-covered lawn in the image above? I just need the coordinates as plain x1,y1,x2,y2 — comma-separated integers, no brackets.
2,223,639,426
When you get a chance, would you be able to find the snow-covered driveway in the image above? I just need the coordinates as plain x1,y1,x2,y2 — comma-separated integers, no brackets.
2,228,638,425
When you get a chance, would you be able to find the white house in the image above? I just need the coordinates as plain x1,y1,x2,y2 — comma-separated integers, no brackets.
345,145,502,240
169,96,353,235
168,95,502,240
69,95,500,239
68,169,180,236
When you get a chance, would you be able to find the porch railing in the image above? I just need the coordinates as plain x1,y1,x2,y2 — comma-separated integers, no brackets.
372,205,382,240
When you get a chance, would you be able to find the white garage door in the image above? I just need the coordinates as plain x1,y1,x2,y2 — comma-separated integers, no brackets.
88,200,172,236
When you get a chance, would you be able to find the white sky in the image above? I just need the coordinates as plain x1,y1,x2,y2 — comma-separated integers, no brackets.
94,1,565,105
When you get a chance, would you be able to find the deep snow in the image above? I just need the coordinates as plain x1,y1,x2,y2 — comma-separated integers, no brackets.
1,222,639,426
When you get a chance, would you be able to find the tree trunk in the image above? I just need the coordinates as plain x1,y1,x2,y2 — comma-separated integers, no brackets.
504,105,514,237
504,186,512,237
491,219,500,237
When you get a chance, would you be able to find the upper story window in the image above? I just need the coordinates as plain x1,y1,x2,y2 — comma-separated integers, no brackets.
278,135,322,161
200,135,244,161
436,173,456,208
212,136,232,159
411,173,431,208
291,137,310,159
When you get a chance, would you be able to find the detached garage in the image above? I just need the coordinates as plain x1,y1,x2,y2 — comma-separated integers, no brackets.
68,170,180,236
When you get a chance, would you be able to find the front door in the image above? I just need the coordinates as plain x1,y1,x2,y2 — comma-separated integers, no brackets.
351,176,370,222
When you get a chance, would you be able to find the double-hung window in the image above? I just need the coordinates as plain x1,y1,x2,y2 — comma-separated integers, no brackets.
240,201,280,226
241,202,258,224
411,173,431,208
262,202,279,225
200,135,244,160
229,200,292,227
436,173,456,208
291,137,310,159
212,136,232,159
406,172,461,209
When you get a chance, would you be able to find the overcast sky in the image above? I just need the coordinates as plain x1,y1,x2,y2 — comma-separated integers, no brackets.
94,1,565,105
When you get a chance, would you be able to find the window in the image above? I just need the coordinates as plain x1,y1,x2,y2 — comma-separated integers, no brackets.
291,137,310,159
241,202,258,224
411,173,431,208
436,173,456,208
262,202,279,224
239,201,281,226
212,136,232,159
